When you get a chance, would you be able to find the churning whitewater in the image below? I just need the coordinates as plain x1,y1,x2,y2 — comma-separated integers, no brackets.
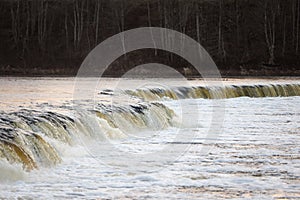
0,77,299,199
1,80,299,170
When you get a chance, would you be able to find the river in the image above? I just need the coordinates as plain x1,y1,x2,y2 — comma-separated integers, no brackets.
0,77,299,199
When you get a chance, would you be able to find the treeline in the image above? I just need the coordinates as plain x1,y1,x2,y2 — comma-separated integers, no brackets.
0,0,300,76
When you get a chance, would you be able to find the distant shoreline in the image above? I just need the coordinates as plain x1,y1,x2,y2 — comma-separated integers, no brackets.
1,75,300,80
1,68,300,78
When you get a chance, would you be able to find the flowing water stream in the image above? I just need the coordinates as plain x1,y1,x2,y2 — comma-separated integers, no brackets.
0,77,299,199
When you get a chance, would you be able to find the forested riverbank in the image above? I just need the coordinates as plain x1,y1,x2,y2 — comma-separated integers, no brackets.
1,0,300,76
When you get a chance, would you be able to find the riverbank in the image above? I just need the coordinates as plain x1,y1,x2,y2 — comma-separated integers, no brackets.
1,65,300,77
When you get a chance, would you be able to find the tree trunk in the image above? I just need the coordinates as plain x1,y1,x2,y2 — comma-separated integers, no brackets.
264,1,277,65
73,0,85,50
282,7,286,56
235,0,240,63
37,0,48,52
94,0,101,46
10,0,20,48
296,0,300,53
147,1,157,55
65,5,69,60
218,0,226,61
196,13,200,43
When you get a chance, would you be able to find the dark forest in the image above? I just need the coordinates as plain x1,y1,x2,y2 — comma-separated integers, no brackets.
1,0,300,76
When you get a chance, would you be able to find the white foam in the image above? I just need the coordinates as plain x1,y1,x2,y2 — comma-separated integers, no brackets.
0,160,26,182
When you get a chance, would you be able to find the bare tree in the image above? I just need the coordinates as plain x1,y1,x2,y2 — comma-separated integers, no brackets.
73,0,85,50
37,0,48,51
10,0,21,48
281,1,287,56
296,0,300,53
218,0,226,61
264,0,279,65
235,0,241,59
94,0,101,46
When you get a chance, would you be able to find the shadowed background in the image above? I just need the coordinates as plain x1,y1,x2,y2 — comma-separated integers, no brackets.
0,0,300,76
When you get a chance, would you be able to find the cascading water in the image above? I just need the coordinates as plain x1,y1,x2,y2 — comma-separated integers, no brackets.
0,103,177,170
0,78,300,199
0,82,300,171
125,84,300,100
